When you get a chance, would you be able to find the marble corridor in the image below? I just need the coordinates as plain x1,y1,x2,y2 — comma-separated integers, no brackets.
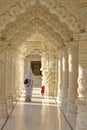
0,88,73,130
0,0,87,130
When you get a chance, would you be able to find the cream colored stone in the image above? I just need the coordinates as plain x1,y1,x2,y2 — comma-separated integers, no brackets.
0,1,87,130
76,39,87,130
67,42,78,117
57,49,63,105
62,47,69,109
0,51,8,118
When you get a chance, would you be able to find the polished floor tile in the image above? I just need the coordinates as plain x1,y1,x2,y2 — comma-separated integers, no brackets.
2,88,59,130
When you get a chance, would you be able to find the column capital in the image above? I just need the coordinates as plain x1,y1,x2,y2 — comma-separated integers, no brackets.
73,33,80,41
77,67,87,103
76,99,87,106
64,40,78,49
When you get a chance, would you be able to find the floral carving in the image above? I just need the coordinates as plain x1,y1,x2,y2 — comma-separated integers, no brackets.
0,0,74,38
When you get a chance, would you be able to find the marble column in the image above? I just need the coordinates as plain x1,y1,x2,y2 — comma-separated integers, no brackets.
58,49,63,105
18,58,24,95
67,42,78,117
41,53,50,96
41,52,46,88
15,57,19,100
76,40,87,130
0,51,8,118
12,55,18,101
6,51,13,108
42,51,49,96
15,56,24,98
48,53,56,96
47,43,58,97
54,55,58,97
62,47,69,110
16,58,21,99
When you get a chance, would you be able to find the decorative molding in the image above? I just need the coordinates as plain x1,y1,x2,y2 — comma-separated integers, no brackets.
39,0,79,32
0,0,74,43
2,18,64,51
0,0,79,33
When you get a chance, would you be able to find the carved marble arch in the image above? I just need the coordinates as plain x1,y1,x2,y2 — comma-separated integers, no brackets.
1,0,73,42
2,18,64,51
0,0,79,33
25,48,42,57
39,0,79,32
30,48,42,54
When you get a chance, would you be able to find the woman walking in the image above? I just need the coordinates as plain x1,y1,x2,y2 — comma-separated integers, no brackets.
24,69,33,102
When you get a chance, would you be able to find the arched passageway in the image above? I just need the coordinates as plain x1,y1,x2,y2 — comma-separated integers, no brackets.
0,1,87,130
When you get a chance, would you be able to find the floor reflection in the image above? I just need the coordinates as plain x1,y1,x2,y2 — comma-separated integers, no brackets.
1,87,73,130
57,107,73,130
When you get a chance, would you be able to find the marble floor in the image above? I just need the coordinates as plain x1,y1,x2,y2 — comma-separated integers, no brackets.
1,88,60,130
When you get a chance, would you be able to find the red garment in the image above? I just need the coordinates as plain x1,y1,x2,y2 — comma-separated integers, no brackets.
41,86,45,94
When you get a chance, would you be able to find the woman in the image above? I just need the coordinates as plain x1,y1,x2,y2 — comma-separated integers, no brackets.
24,69,33,102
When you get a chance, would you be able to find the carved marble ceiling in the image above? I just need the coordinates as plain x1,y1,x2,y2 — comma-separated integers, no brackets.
0,0,86,54
0,0,79,32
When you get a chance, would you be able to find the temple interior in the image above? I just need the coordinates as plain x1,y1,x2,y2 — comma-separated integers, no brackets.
0,0,87,130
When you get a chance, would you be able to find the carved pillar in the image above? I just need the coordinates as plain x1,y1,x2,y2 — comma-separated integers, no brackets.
62,47,69,109
48,53,56,96
44,51,49,96
18,58,24,95
15,56,20,100
12,54,18,101
76,40,87,130
11,53,15,100
54,55,58,97
46,43,58,97
0,51,8,118
6,51,13,108
16,57,22,99
67,42,78,117
41,49,50,96
16,59,20,98
41,52,46,86
42,42,58,97
58,49,63,105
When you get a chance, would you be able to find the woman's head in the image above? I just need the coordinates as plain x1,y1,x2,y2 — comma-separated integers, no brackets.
25,68,33,80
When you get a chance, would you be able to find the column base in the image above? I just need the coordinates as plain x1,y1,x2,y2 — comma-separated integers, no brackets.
57,97,62,106
66,102,77,117
0,100,8,118
61,103,67,112
48,84,55,96
76,104,87,130
7,95,14,108
66,103,77,129
13,96,18,102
